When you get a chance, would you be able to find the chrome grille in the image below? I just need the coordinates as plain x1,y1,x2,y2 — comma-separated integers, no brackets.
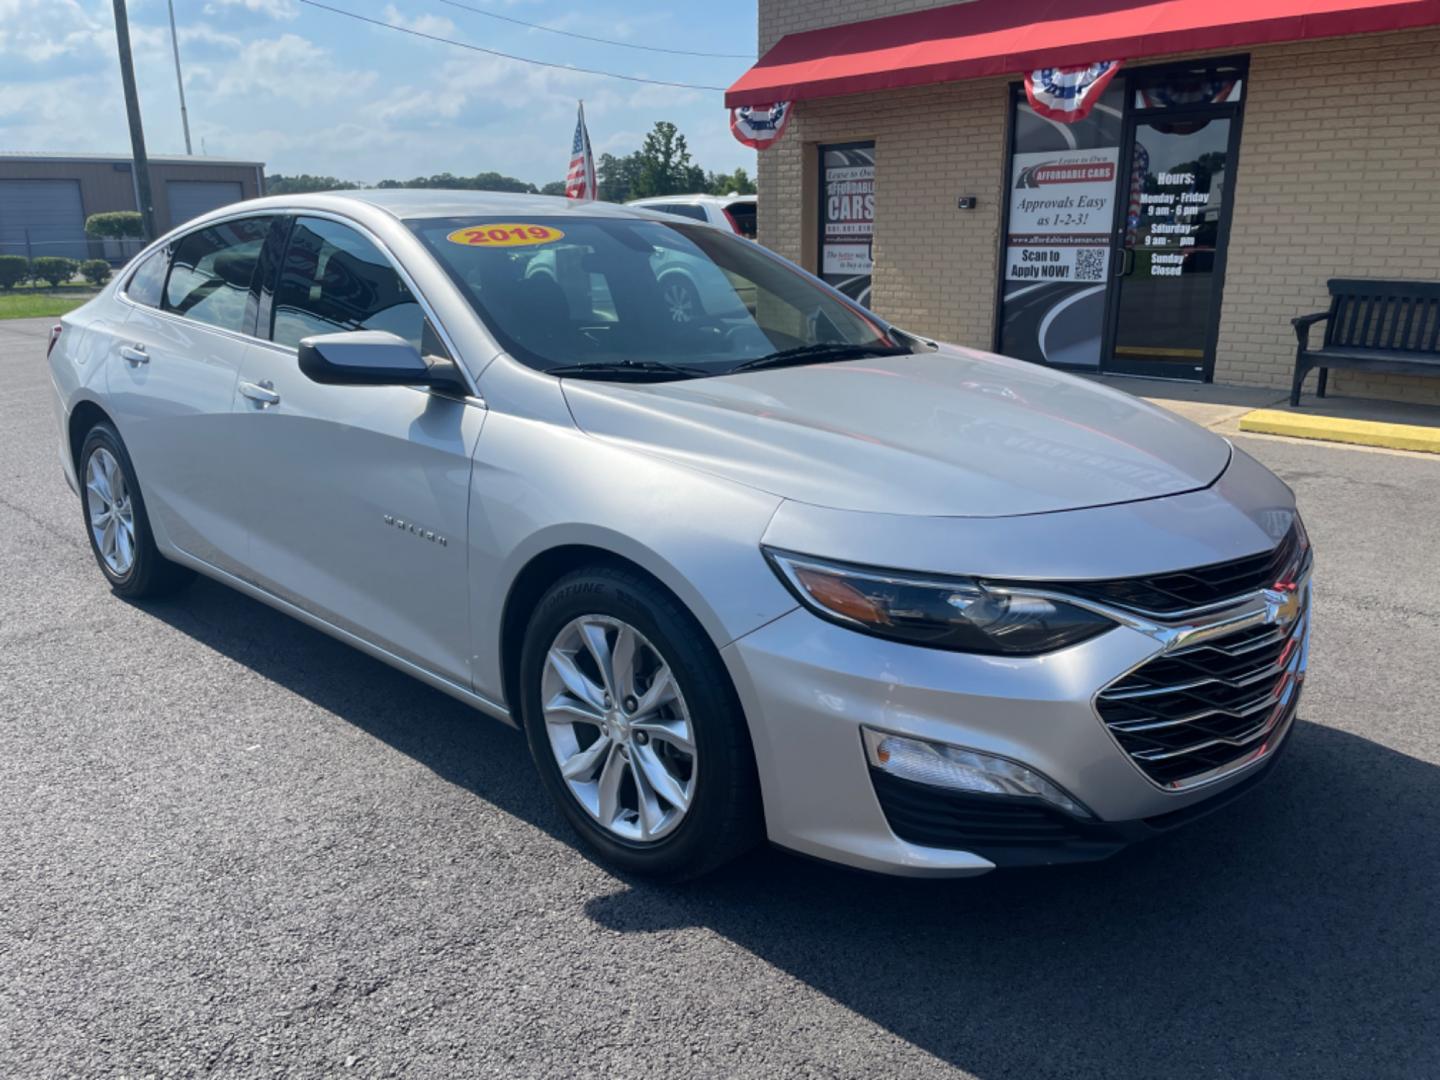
1095,603,1308,790
1059,524,1304,615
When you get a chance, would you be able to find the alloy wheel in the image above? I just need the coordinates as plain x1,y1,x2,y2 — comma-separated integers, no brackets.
663,280,696,324
541,615,696,843
86,446,136,576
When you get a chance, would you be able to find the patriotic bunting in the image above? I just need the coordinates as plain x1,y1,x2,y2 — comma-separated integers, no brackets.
1024,62,1121,123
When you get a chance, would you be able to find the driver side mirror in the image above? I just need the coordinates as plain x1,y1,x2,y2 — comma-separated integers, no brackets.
297,330,467,394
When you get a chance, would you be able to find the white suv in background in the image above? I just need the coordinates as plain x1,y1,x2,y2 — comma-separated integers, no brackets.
627,194,757,239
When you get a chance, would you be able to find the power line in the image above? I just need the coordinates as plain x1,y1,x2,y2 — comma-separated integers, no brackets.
431,0,753,60
294,0,730,91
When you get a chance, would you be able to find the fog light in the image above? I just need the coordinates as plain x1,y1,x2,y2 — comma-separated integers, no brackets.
862,728,1093,819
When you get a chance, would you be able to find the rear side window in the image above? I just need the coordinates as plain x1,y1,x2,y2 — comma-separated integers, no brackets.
124,248,169,308
725,202,757,239
271,217,424,350
649,203,707,222
163,217,271,332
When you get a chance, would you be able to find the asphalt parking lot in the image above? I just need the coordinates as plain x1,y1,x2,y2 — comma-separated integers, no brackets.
2,314,1438,1079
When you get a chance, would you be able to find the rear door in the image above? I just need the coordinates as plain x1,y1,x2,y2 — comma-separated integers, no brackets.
107,215,273,572
232,214,483,686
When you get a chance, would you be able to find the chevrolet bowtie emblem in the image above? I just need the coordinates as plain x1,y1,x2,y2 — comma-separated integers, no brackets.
1262,586,1302,627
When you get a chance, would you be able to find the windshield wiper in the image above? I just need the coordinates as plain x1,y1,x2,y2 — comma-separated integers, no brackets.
545,359,706,381
727,342,911,375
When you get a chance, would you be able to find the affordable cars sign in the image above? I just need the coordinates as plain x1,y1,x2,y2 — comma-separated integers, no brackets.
820,142,876,305
1005,148,1118,285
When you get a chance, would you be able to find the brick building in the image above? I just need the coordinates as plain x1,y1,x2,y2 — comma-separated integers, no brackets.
0,152,264,263
729,1,1440,403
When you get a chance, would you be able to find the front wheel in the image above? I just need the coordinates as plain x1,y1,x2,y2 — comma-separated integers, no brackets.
519,566,762,880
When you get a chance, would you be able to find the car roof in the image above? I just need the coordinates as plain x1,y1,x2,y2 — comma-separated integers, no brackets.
626,194,756,206
243,189,666,222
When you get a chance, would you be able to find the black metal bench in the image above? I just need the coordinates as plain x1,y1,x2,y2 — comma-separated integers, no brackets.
1291,279,1440,406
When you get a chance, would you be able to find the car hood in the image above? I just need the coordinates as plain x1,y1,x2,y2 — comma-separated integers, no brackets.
560,346,1232,518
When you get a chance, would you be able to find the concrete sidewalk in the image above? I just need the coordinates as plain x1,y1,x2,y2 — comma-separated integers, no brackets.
1086,373,1440,454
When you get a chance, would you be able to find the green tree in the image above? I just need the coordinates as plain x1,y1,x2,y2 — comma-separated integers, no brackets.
540,180,569,197
264,173,360,195
0,255,28,289
80,259,113,286
31,256,77,287
630,121,706,198
84,211,145,240
597,152,642,202
706,166,756,196
375,171,537,193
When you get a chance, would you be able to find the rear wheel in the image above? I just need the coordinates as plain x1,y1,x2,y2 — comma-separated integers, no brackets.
79,423,193,599
519,565,762,880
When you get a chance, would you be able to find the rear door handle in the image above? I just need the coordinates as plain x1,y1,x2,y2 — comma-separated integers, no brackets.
119,344,148,365
239,380,281,406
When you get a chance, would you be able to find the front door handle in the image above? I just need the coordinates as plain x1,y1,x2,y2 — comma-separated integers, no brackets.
119,344,148,365
239,380,281,406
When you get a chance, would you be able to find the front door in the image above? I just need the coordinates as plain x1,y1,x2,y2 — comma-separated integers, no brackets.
996,58,1245,382
1103,99,1240,378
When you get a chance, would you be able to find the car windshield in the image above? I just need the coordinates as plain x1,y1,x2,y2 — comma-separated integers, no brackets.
407,216,907,379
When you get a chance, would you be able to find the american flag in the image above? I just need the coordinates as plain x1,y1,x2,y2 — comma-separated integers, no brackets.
565,101,596,201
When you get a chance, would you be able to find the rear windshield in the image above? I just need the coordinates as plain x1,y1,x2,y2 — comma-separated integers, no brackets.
408,216,898,378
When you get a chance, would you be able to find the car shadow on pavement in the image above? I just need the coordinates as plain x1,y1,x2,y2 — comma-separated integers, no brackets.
587,722,1439,1078
142,578,1437,1080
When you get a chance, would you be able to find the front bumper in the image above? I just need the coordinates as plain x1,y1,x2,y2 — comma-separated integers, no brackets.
721,583,1309,877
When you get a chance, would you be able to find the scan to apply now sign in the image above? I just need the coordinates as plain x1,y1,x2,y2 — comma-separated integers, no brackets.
1005,148,1118,284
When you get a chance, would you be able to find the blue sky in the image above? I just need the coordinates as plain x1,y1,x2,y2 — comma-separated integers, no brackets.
0,0,757,186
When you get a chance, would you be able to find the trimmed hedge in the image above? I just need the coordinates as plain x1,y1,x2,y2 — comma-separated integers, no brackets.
80,258,113,286
0,255,28,290
31,256,78,287
85,211,145,240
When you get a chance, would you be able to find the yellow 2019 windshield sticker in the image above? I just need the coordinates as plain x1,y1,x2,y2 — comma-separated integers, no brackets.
445,224,565,247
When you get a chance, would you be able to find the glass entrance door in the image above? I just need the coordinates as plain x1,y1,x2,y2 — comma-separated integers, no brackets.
1102,73,1243,379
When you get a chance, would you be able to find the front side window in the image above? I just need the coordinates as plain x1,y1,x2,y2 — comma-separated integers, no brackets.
124,247,169,308
163,217,271,332
271,217,424,350
409,217,906,379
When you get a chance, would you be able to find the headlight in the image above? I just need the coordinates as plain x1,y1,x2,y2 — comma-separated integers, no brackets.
764,548,1114,655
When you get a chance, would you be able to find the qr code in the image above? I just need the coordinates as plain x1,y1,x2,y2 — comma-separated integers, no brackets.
1075,248,1106,281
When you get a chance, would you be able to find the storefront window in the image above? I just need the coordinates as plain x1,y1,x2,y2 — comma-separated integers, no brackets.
1132,65,1244,111
999,83,1124,368
818,142,876,306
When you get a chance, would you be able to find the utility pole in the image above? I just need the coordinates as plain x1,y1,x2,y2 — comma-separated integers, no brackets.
112,0,158,241
167,0,193,154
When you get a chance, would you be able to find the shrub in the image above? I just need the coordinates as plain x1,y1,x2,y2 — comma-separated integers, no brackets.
84,211,145,240
0,255,28,289
80,258,113,286
31,256,78,287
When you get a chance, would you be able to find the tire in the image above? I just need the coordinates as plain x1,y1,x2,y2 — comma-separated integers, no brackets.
519,565,763,881
78,422,193,599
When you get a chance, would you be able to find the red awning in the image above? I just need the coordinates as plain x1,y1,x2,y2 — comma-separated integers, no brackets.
726,0,1440,106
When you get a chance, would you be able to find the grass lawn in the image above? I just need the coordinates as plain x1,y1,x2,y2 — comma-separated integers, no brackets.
0,287,100,320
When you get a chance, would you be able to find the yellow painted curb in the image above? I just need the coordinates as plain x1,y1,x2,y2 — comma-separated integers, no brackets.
1238,409,1440,453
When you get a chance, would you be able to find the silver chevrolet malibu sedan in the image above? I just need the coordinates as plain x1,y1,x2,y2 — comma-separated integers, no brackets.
48,191,1311,880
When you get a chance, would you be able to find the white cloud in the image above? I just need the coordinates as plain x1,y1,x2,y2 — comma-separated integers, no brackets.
0,0,752,185
202,0,297,20
0,0,107,62
380,5,455,38
209,33,376,102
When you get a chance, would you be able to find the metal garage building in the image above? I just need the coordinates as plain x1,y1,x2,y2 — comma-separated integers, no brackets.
0,152,264,262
